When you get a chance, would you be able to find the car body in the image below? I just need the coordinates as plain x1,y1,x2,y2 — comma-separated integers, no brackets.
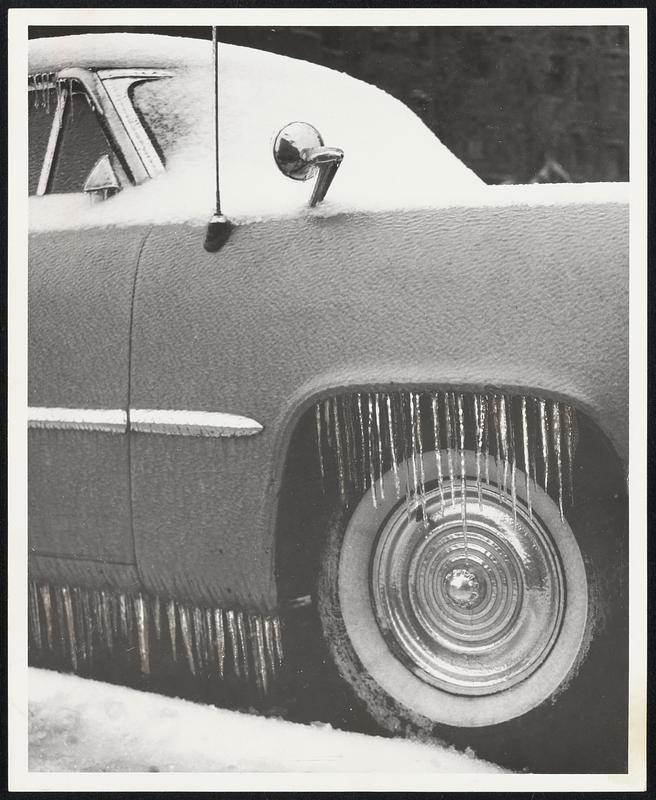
27,33,629,770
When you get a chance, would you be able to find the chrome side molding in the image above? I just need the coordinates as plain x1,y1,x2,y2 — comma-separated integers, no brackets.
28,407,263,438
129,409,263,437
28,406,127,433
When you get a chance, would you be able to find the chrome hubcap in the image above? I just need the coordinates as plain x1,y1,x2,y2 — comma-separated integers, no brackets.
370,480,566,696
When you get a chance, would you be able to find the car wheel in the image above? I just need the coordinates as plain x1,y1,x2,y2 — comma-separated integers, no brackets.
316,449,627,772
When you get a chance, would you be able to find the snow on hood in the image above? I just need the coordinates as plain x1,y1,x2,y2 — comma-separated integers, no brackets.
29,33,487,229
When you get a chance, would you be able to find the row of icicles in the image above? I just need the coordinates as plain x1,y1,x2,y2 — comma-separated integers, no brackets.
29,73,58,113
29,74,84,121
315,390,576,524
28,581,284,697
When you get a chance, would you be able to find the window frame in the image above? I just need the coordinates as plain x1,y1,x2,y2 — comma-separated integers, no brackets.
29,66,173,197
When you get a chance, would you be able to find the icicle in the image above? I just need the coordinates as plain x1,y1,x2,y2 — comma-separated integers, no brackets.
386,392,401,497
29,582,42,651
323,398,332,450
508,398,517,525
539,398,549,492
356,393,367,493
332,397,346,502
374,393,385,500
499,395,509,497
54,587,66,657
491,396,501,498
474,394,484,508
204,608,215,668
251,615,268,696
398,392,413,518
342,395,354,495
72,587,86,665
315,403,325,492
414,392,427,520
192,606,206,673
263,616,277,679
528,397,538,495
564,405,575,506
39,583,54,650
68,78,75,122
457,393,469,563
45,75,51,113
483,395,491,487
521,397,532,519
273,616,284,667
225,609,240,678
118,593,129,645
408,394,418,506
61,586,78,672
151,595,161,640
134,595,150,675
76,588,90,665
81,588,93,665
552,401,564,520
236,611,251,680
367,394,378,508
28,583,40,651
166,599,178,663
214,609,225,679
101,591,113,652
431,393,445,510
91,591,104,654
177,603,196,676
445,392,456,506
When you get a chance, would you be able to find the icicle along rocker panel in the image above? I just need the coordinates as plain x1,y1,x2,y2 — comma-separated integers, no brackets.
28,583,284,700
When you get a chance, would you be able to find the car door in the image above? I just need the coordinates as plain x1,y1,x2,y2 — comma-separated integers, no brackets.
28,73,145,592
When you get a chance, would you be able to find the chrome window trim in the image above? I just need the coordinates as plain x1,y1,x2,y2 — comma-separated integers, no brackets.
31,67,151,195
35,83,67,197
97,69,173,179
28,407,264,438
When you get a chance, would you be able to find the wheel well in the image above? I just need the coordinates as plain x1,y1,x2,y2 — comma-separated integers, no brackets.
274,390,627,604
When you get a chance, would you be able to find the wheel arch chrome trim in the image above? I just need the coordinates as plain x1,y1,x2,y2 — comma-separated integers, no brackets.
27,407,264,438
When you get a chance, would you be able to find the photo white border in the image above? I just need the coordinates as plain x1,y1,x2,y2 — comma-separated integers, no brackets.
8,7,647,792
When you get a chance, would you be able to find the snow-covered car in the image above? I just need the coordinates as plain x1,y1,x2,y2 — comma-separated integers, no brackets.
27,33,628,771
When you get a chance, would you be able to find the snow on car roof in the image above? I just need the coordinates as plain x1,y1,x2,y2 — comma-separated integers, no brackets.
29,33,489,228
28,34,627,232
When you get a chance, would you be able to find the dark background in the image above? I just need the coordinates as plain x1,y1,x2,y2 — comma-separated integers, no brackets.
29,25,629,184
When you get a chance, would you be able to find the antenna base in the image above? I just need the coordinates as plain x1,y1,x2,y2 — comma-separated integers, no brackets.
203,214,233,253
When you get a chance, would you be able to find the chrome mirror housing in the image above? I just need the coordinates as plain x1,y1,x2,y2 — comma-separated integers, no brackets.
273,121,344,207
83,154,121,201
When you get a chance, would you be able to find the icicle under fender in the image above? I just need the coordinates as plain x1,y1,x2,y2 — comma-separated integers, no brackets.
28,581,284,698
313,390,576,525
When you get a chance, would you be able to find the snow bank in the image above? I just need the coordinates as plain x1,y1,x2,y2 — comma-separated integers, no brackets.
28,668,506,773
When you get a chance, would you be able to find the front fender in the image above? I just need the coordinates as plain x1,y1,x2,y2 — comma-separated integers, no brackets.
129,199,628,611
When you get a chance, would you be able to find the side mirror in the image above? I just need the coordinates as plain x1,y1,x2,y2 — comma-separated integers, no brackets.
83,154,121,201
273,122,344,207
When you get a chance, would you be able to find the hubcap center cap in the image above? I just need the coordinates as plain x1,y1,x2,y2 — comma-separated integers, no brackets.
444,568,481,608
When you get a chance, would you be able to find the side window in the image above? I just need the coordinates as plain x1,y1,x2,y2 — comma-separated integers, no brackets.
129,73,207,165
49,82,126,194
28,84,57,195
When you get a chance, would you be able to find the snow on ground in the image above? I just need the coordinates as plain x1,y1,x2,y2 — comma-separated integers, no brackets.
28,668,506,773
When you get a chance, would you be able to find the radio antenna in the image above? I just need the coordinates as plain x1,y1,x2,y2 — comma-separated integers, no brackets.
204,25,232,252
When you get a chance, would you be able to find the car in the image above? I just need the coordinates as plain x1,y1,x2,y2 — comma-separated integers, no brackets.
27,32,629,772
